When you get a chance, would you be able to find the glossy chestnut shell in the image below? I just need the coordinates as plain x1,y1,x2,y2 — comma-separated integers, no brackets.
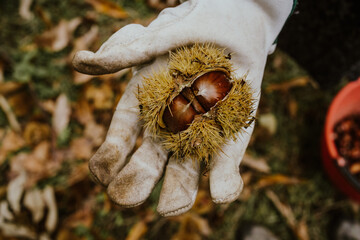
163,71,232,133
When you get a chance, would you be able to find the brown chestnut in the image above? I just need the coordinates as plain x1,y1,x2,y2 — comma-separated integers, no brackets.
162,71,233,133
163,94,197,133
192,71,232,111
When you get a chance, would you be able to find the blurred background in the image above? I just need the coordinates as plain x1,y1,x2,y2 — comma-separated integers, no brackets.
0,0,359,239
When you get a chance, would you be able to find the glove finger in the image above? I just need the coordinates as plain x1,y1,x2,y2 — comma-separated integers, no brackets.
89,64,147,186
72,1,196,75
107,133,168,207
210,122,255,204
157,157,200,217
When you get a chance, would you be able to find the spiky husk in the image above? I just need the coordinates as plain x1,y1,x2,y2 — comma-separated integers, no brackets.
137,43,255,163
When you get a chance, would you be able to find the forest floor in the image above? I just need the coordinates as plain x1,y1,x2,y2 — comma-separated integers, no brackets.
0,0,359,239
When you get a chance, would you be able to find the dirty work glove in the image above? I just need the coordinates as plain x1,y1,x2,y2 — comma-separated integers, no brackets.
73,0,293,217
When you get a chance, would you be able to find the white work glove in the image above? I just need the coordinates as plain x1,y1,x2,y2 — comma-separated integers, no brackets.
73,0,293,217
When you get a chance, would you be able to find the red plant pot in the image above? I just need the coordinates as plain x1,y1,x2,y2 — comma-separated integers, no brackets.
322,78,360,202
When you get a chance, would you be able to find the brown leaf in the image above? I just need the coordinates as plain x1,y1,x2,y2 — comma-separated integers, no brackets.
0,95,21,132
0,82,24,95
0,130,26,165
85,82,114,110
191,190,214,215
74,98,94,125
288,97,298,118
23,141,51,173
84,121,106,147
254,174,304,190
171,213,211,240
67,162,90,187
7,90,35,117
53,94,71,136
86,0,129,19
23,121,51,146
126,221,148,240
10,141,61,187
19,0,34,20
36,18,82,51
39,99,56,114
266,190,309,240
266,76,318,93
242,153,270,173
73,70,94,85
147,0,180,11
70,137,94,160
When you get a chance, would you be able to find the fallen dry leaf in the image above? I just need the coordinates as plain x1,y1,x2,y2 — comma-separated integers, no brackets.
147,0,180,10
74,98,94,125
266,190,309,240
70,137,93,160
24,121,51,146
43,186,58,233
67,162,90,186
171,213,211,240
84,121,106,147
19,0,34,20
7,90,34,117
242,153,271,173
7,170,27,214
288,97,298,118
85,82,114,110
9,141,62,187
86,0,129,19
0,82,24,95
258,113,277,136
23,141,51,173
126,221,148,240
0,201,14,221
0,221,36,239
0,130,26,164
254,174,304,190
0,95,21,132
191,189,214,215
24,188,46,223
266,76,318,93
36,18,82,51
53,93,71,136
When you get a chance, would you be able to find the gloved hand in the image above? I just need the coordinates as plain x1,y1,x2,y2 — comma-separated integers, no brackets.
73,0,293,217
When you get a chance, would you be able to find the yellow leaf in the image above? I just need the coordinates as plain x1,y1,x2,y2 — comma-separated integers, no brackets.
254,174,304,190
266,76,318,93
126,221,148,240
86,0,128,19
